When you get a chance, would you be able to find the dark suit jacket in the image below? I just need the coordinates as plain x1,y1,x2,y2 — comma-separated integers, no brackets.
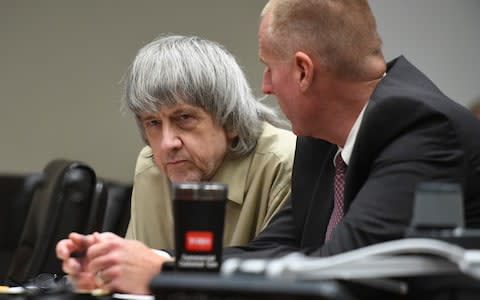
225,56,480,258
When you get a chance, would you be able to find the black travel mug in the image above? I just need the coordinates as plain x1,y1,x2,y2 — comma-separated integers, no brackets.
172,182,227,272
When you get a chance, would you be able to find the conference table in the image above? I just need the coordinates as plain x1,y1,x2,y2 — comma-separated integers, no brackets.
149,271,480,300
2,270,480,300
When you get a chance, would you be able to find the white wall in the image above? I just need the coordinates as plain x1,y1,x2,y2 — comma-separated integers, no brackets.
370,0,480,105
1,0,479,182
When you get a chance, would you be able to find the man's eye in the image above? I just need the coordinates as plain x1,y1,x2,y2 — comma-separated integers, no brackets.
146,120,160,127
177,114,192,122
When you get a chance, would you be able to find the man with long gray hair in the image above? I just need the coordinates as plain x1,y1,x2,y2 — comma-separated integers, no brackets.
124,35,295,250
56,34,295,293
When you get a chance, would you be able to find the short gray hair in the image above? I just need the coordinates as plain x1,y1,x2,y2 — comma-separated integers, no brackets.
262,0,383,79
123,35,283,157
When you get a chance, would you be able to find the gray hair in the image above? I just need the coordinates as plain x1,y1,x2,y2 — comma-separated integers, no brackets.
123,35,284,157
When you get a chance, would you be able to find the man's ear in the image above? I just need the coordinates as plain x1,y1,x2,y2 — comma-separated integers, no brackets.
294,51,314,92
226,129,238,141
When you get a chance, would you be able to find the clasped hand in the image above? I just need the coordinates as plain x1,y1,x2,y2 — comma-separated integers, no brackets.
56,232,172,295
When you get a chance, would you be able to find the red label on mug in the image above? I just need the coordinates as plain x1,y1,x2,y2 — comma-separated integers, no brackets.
185,231,213,251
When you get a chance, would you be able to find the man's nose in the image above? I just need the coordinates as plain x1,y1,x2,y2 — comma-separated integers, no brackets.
161,128,182,150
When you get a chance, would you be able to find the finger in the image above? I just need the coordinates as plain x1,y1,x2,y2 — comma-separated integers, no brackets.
56,233,91,260
72,272,98,291
87,250,113,275
94,232,118,242
95,270,105,287
96,267,122,293
56,239,76,260
62,257,82,274
70,232,96,248
63,233,98,260
94,268,116,288
87,237,116,262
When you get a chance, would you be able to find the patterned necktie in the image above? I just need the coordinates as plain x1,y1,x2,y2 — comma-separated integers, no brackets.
325,153,347,241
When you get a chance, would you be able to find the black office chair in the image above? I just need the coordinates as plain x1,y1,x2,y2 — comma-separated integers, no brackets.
7,159,107,284
0,173,43,280
85,181,109,233
101,180,132,237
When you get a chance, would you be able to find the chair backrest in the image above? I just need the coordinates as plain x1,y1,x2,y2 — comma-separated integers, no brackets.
85,181,109,234
7,159,107,284
101,180,133,237
0,174,27,249
9,173,45,248
0,173,43,280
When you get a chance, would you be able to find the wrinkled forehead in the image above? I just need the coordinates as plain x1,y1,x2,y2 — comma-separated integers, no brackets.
258,10,292,63
138,101,208,117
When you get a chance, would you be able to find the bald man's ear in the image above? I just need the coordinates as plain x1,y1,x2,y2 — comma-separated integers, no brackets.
294,51,314,92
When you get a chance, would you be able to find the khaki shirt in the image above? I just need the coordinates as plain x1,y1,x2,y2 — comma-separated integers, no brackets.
126,122,296,249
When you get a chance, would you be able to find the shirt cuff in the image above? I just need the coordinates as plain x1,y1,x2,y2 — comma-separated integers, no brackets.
151,248,173,259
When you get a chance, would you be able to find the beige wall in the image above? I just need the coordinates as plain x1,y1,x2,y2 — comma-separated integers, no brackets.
2,0,479,183
1,0,269,183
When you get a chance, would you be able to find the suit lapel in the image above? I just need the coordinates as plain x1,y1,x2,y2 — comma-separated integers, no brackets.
300,145,336,247
343,57,412,209
343,99,379,210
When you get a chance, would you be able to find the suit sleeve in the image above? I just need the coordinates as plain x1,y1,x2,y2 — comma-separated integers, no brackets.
312,107,465,256
223,137,330,258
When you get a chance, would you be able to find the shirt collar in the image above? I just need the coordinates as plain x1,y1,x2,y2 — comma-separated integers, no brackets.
340,101,368,165
339,72,386,164
209,123,274,205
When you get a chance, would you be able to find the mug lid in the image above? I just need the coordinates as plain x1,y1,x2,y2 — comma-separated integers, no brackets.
172,182,228,201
